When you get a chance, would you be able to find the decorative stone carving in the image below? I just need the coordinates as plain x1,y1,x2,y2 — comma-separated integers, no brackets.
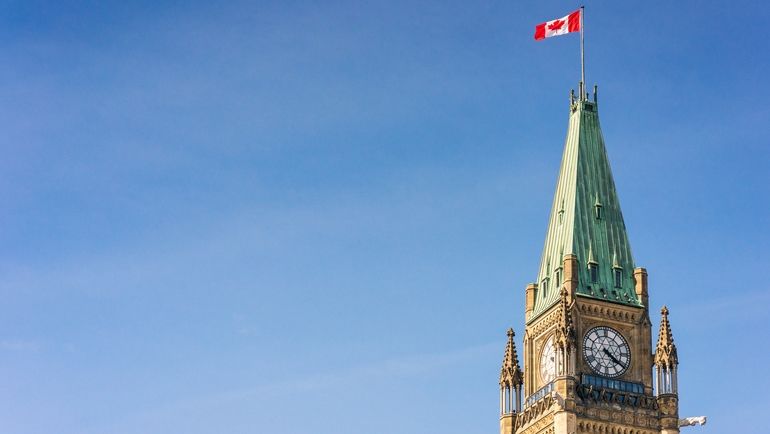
657,396,678,417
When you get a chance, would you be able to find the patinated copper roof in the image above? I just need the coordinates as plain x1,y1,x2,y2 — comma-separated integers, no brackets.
531,93,640,320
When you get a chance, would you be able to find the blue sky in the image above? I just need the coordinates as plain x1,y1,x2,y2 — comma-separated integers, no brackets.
0,1,768,433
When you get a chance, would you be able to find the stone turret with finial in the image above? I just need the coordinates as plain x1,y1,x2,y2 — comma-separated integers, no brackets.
655,306,679,370
499,328,523,418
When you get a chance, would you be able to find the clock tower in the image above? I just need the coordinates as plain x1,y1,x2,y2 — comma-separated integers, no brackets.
499,87,682,434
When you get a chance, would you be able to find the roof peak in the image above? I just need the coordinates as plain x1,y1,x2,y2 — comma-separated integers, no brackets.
570,83,599,107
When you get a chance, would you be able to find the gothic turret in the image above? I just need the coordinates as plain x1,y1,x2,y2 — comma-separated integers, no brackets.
499,328,524,414
655,306,680,433
654,306,679,394
499,328,523,434
553,288,576,377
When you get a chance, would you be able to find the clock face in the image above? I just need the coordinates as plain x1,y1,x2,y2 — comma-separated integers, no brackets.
540,336,556,383
583,326,630,378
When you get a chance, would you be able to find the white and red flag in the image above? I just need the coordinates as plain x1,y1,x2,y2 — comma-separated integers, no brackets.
534,9,581,40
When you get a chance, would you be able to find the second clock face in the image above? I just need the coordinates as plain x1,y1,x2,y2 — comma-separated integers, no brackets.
583,326,630,378
540,336,556,383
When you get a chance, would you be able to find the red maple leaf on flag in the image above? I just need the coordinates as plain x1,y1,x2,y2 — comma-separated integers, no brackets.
547,19,565,31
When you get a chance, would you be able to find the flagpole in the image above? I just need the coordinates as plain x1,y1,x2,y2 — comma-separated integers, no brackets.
580,6,585,100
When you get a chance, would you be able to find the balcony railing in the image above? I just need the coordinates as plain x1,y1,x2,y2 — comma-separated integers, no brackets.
524,382,553,408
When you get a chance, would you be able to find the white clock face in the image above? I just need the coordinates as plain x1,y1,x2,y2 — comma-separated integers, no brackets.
540,336,556,383
583,326,630,378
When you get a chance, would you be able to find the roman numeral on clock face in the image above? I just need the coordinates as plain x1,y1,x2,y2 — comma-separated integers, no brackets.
583,326,630,378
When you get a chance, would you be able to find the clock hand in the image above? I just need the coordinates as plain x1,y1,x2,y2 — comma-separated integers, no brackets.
602,348,626,367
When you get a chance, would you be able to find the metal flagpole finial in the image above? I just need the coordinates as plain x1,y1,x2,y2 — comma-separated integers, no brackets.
580,6,586,100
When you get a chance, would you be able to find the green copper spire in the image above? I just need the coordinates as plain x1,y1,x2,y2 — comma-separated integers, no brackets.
531,90,640,319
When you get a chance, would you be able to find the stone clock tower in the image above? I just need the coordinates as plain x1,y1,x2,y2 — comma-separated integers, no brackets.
499,87,681,434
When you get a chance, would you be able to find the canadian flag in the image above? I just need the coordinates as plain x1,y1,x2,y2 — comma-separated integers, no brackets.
534,9,581,40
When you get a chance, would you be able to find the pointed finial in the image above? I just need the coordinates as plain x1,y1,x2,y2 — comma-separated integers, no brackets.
500,327,523,387
655,306,678,367
593,85,598,103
